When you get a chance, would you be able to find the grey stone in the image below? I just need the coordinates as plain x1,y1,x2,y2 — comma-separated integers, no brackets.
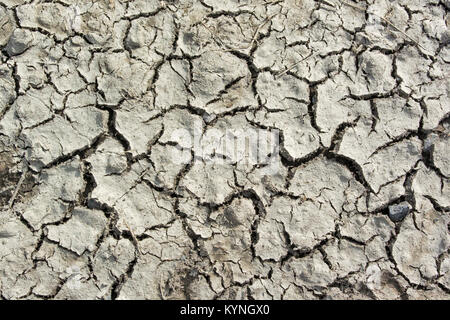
5,29,32,56
388,201,411,222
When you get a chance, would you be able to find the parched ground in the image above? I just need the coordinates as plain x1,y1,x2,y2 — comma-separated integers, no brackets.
0,0,449,300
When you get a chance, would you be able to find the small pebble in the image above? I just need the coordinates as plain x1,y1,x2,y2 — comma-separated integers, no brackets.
388,201,411,222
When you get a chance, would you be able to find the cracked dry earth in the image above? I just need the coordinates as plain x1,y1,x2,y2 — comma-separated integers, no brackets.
0,0,449,301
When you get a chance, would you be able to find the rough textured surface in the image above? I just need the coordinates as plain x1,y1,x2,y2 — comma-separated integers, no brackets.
0,0,449,300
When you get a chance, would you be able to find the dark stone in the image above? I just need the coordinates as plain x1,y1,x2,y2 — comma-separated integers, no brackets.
388,202,411,222
5,29,31,56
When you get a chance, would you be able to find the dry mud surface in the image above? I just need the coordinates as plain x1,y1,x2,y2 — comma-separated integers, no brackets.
0,0,449,300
